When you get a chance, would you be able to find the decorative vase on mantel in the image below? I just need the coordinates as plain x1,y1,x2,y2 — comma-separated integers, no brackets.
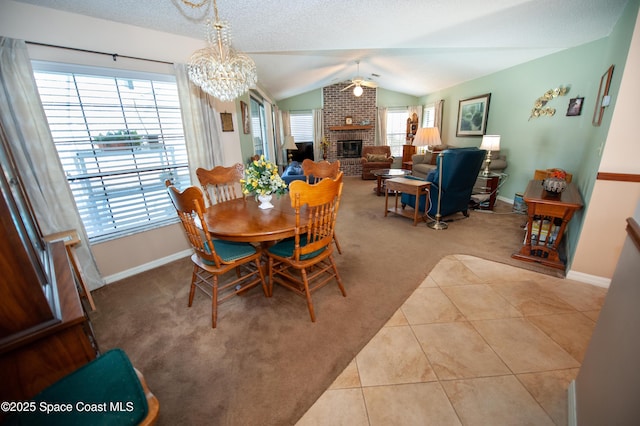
257,193,274,209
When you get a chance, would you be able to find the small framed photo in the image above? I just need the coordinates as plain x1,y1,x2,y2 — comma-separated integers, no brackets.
345,116,353,125
220,112,233,132
456,93,491,136
566,97,584,116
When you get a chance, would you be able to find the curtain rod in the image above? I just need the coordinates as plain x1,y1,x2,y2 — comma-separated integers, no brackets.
26,41,173,65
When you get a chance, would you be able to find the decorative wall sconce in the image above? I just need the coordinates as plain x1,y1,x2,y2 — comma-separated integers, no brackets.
529,87,568,120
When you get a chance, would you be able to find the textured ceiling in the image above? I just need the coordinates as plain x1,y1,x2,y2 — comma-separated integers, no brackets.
14,0,630,100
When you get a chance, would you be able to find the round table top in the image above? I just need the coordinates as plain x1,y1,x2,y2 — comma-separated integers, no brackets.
203,195,297,243
371,168,411,178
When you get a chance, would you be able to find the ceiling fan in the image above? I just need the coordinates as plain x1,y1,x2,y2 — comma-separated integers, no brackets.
341,61,378,96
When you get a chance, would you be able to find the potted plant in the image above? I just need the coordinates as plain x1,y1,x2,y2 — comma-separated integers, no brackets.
94,130,143,149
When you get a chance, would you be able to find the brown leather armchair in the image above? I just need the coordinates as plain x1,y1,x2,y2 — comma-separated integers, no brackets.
360,146,393,180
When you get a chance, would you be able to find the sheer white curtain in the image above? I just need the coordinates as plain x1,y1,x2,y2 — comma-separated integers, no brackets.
312,109,323,159
174,64,223,186
376,107,387,146
434,99,444,134
0,37,104,290
273,105,284,167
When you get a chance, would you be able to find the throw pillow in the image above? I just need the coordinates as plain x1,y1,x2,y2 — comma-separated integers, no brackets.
366,153,388,162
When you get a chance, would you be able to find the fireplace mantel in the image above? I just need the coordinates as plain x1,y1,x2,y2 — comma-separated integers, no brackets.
329,125,374,131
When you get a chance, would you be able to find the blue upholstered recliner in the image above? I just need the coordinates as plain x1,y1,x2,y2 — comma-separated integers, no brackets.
281,161,307,185
401,147,486,218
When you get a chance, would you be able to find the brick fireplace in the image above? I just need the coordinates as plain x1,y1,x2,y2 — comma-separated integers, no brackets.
323,83,376,177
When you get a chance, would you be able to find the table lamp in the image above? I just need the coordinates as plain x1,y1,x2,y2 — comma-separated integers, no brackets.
283,135,297,163
479,135,501,175
413,127,441,153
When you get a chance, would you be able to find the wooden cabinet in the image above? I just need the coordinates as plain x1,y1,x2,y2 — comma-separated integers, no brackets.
402,144,416,163
0,139,98,403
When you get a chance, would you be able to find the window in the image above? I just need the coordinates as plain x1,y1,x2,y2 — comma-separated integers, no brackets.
423,104,435,128
32,62,190,242
250,96,268,158
289,111,313,143
385,108,408,157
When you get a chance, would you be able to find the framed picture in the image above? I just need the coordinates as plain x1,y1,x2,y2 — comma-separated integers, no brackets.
240,101,250,134
566,97,584,117
592,65,614,126
345,116,353,125
220,112,233,132
456,93,491,136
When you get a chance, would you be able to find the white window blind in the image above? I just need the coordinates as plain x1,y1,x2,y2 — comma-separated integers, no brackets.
423,104,436,128
32,62,190,242
386,108,408,157
289,111,313,143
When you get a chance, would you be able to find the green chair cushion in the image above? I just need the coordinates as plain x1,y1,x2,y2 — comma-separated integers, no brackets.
202,240,257,265
268,235,326,260
5,348,148,425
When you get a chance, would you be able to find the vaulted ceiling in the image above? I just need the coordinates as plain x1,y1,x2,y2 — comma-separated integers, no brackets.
14,0,630,100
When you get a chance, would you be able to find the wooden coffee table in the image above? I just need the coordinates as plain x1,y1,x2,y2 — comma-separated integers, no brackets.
371,168,412,196
384,177,431,225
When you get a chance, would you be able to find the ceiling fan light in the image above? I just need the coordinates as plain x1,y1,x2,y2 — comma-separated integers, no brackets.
353,85,363,97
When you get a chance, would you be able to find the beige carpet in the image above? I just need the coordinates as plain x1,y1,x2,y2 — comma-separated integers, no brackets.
89,177,562,425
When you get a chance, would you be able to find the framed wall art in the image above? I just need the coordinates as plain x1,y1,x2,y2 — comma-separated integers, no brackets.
566,97,584,117
240,100,250,134
456,93,491,136
592,65,614,126
220,112,233,132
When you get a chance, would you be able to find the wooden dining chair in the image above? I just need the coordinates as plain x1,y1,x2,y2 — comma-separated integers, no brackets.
196,163,244,206
301,159,341,183
166,184,268,328
301,159,343,254
266,174,346,322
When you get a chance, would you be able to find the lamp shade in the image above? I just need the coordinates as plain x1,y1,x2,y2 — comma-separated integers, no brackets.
283,135,297,150
480,135,501,152
413,127,441,147
353,85,363,97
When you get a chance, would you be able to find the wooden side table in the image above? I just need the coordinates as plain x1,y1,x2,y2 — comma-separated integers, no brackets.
44,229,96,311
512,180,583,270
384,177,431,225
472,173,500,210
402,161,413,171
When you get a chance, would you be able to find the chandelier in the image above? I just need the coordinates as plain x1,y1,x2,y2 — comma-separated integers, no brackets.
181,0,257,102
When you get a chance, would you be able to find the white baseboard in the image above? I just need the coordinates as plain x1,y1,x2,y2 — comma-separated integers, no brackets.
102,249,192,284
568,380,577,426
566,270,611,288
497,194,513,204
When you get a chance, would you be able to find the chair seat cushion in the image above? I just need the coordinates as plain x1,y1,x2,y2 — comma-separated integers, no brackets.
5,349,148,425
268,235,326,260
203,240,257,264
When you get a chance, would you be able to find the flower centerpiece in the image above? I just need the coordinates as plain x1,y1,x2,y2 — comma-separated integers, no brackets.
320,136,330,160
240,155,287,209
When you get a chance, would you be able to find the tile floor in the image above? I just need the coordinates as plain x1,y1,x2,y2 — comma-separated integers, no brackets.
296,254,607,426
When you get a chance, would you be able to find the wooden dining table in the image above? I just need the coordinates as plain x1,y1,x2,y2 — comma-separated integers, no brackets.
203,195,298,243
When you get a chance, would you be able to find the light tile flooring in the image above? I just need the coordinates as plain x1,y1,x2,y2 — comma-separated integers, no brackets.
296,254,607,426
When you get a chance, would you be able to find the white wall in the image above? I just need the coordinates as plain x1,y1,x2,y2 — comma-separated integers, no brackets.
570,6,640,283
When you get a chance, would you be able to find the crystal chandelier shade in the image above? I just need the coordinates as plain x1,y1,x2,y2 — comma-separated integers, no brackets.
184,1,257,102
